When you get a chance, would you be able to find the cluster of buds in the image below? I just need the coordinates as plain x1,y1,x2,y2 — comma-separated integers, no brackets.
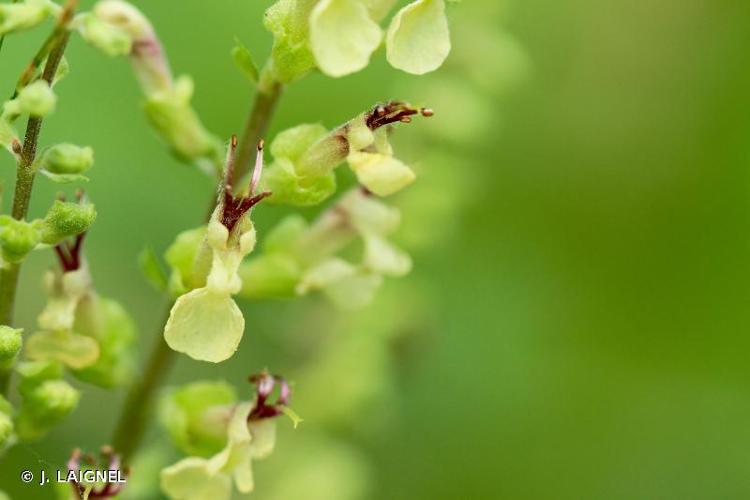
264,0,452,81
159,372,297,500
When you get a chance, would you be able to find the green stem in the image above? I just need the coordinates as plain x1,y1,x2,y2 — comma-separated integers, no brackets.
111,301,175,464
0,23,72,395
12,0,78,99
234,80,283,184
110,78,283,464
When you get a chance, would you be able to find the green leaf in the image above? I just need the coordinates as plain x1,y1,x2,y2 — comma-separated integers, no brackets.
139,247,169,292
231,37,259,83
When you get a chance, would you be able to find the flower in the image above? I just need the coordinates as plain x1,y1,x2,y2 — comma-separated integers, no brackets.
24,230,136,387
163,138,270,363
160,373,298,499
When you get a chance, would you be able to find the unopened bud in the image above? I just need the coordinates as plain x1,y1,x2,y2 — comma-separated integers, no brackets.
37,200,96,245
0,216,40,263
0,326,22,367
16,80,56,117
41,144,94,175
0,0,53,36
143,77,221,162
16,379,79,440
77,12,133,57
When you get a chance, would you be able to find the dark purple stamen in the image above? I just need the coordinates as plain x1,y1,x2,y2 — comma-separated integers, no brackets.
365,101,434,130
67,447,128,499
220,136,271,231
54,232,86,272
247,371,292,421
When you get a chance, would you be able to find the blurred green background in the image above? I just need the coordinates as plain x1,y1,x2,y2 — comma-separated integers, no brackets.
3,0,750,498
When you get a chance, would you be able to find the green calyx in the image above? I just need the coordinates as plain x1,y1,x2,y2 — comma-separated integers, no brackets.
41,144,95,175
37,200,97,245
0,216,40,264
160,380,237,457
0,326,23,368
14,361,79,441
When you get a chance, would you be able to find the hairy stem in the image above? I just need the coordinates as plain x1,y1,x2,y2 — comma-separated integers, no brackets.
111,78,283,463
0,7,74,394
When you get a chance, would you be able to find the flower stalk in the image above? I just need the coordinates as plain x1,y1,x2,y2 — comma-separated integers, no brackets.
111,72,282,464
0,1,77,396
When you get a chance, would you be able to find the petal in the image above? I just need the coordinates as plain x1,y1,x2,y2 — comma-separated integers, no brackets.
249,419,277,459
339,188,401,235
363,234,412,276
160,457,232,500
296,258,357,295
323,272,383,310
347,151,416,196
309,0,383,77
386,0,451,75
25,330,100,370
164,289,244,363
208,402,254,492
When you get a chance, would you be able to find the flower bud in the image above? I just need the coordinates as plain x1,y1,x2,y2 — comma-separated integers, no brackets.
37,200,96,245
16,378,80,440
41,144,94,175
0,0,53,36
263,0,317,83
0,326,22,368
0,216,39,263
143,77,221,163
16,80,56,117
94,0,172,94
77,12,133,57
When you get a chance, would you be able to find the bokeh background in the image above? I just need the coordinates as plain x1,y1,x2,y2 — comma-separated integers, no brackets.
3,0,750,498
